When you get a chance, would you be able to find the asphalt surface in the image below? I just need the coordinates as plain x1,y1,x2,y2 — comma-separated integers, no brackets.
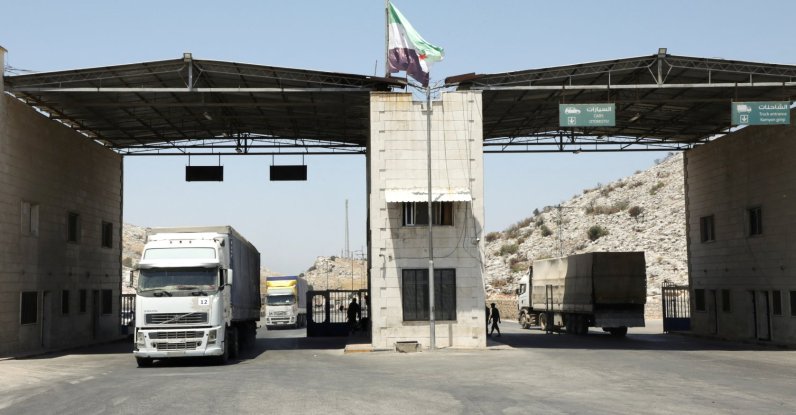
1,321,794,414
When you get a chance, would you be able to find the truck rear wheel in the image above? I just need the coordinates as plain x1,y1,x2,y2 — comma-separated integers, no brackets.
229,326,239,358
608,326,628,337
539,313,549,332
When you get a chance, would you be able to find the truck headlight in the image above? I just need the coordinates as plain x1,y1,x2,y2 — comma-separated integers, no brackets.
208,329,217,344
136,331,145,347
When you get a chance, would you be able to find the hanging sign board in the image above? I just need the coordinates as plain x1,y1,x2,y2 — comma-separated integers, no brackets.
731,102,791,126
559,103,616,127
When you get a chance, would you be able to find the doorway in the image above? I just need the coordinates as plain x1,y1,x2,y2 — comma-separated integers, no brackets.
752,290,771,341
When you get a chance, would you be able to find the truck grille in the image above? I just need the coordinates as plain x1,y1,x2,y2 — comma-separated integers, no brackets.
146,313,208,325
149,331,204,340
155,341,201,351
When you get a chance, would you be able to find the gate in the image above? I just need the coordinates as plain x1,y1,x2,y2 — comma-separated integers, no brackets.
307,289,369,337
120,293,135,335
662,282,690,332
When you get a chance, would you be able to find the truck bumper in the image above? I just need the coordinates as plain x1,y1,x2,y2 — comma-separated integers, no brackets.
133,326,224,359
266,316,296,326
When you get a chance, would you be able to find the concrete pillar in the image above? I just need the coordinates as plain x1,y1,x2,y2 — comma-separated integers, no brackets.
0,45,6,93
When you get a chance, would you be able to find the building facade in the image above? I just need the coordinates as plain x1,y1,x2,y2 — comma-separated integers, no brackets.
367,91,486,350
0,48,123,356
685,118,796,345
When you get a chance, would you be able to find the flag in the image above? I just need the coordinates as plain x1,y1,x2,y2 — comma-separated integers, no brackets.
387,2,444,87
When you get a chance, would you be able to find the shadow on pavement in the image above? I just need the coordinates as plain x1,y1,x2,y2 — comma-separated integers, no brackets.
490,328,789,352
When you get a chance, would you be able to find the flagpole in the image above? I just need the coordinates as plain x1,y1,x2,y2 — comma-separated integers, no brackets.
384,0,390,78
426,84,435,351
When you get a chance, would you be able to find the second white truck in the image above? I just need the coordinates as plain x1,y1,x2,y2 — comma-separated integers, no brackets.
516,252,647,337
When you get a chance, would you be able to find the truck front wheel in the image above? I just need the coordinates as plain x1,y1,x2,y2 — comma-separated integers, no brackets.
519,312,530,329
136,357,153,368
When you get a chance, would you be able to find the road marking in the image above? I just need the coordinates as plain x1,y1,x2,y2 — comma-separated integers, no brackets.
68,376,95,385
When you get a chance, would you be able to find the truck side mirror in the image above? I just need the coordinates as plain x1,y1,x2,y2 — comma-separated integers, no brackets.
514,288,519,295
128,269,136,288
227,269,233,286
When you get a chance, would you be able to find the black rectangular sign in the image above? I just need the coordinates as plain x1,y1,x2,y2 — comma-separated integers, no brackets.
185,166,224,182
270,165,307,181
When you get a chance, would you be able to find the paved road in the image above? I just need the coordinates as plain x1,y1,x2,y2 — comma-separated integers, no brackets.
1,322,794,414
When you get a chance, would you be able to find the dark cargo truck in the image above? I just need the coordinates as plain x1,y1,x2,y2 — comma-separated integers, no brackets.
516,252,646,336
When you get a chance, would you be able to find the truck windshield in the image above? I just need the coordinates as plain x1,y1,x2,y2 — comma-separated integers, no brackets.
139,267,218,292
266,295,295,306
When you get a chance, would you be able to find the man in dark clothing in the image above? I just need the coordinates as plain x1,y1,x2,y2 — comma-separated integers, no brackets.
347,297,361,333
489,303,501,337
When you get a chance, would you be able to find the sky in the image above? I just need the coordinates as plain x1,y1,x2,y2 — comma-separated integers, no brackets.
2,0,795,274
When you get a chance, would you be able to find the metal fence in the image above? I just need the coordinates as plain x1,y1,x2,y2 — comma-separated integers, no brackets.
307,289,369,337
662,282,691,332
121,294,135,335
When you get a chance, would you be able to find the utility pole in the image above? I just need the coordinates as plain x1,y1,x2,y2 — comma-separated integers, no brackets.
345,199,350,259
426,85,435,351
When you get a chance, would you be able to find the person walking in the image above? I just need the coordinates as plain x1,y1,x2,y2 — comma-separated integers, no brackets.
489,303,501,337
347,297,361,333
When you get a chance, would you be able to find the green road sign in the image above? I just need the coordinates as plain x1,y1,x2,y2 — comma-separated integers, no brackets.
731,102,791,126
559,104,616,127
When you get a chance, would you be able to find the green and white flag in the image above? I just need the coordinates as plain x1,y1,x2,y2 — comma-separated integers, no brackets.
387,2,444,86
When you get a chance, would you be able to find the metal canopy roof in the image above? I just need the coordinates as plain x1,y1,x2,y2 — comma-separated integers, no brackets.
5,54,405,155
446,52,796,152
4,51,796,155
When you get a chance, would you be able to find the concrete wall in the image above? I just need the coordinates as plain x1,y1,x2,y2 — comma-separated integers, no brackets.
0,85,123,356
685,118,796,345
368,91,486,350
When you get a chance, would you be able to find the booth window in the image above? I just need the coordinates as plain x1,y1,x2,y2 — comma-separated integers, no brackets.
401,269,456,321
403,202,453,226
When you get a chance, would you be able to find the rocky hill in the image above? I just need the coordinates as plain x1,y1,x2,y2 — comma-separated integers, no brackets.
483,153,687,317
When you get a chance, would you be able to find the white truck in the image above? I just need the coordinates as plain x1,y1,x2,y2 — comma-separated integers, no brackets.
132,226,261,366
264,275,308,329
516,252,646,337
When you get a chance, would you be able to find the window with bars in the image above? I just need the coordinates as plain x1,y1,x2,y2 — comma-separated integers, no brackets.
67,212,81,243
699,215,715,242
101,289,113,315
748,207,762,236
21,291,38,325
79,289,87,313
62,290,70,314
772,290,782,316
101,221,113,248
694,289,706,312
401,269,456,321
21,201,40,237
721,289,731,313
402,202,454,226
